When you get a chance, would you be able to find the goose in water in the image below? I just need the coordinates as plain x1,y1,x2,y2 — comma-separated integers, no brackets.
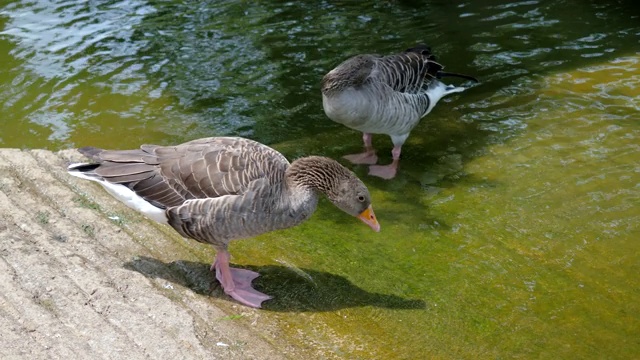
68,137,380,308
321,45,478,179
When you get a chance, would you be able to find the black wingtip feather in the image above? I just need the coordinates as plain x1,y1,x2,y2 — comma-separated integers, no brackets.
68,163,100,173
436,71,479,83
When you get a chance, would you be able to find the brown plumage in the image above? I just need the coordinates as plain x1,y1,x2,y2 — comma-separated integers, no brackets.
68,136,380,308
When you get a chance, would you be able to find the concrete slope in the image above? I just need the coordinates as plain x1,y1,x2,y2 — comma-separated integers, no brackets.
0,148,287,360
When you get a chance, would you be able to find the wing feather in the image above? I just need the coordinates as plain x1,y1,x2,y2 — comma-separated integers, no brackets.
78,137,289,210
373,50,443,94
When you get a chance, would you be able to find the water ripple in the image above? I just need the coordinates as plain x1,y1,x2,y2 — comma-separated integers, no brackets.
0,0,638,152
0,0,159,146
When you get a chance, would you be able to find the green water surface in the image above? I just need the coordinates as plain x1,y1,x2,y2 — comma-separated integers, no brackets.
1,0,639,358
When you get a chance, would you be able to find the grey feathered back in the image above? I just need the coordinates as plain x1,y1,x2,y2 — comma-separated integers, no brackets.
78,137,289,209
321,45,443,100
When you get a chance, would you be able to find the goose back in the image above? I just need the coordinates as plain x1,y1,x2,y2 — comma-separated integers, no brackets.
78,137,288,208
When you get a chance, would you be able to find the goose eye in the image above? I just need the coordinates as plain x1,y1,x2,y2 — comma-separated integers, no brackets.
357,195,365,202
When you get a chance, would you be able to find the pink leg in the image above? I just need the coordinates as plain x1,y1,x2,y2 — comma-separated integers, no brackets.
212,250,272,308
343,133,378,165
368,145,401,179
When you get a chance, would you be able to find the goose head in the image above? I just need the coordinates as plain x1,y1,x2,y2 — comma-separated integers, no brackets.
329,176,380,232
288,156,380,232
321,55,376,95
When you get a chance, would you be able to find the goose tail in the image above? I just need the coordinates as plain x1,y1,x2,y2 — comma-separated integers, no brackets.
67,160,168,224
67,162,102,181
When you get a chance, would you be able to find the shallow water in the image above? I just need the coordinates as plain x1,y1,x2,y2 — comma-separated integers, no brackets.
1,0,639,358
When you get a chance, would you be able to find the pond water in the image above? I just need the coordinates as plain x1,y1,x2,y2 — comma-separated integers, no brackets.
1,0,639,358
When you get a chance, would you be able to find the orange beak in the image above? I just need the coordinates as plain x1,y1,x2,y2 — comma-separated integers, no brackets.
357,205,380,232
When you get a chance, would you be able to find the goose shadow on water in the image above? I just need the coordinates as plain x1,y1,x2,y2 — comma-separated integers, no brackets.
123,256,426,312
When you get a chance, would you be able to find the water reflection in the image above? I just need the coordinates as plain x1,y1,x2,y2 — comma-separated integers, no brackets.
0,0,155,145
1,0,637,149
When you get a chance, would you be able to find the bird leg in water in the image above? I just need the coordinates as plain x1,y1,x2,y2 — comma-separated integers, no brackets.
343,133,378,165
368,145,401,179
212,250,272,308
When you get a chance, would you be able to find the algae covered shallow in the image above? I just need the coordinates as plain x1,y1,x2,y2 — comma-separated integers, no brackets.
1,0,639,358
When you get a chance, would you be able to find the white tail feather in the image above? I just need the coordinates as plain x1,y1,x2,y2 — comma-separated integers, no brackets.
67,165,168,224
423,81,466,116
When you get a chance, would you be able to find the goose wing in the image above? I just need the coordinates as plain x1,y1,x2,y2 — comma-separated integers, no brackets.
78,137,289,209
371,46,443,94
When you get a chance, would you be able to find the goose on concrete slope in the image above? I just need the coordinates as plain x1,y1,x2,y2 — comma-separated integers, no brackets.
68,136,380,308
321,44,478,179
